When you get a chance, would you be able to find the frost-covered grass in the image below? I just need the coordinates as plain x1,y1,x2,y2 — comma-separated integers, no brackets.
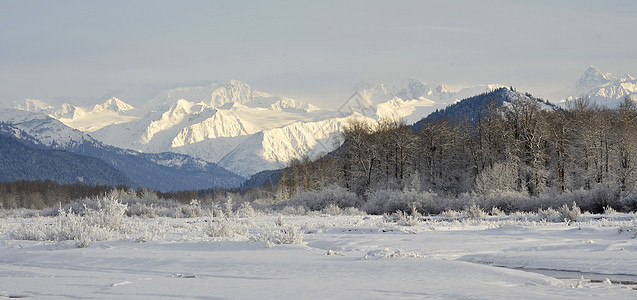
1,193,637,299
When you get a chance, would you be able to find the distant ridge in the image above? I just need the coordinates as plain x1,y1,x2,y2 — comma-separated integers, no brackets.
0,109,245,192
0,122,133,186
413,87,556,130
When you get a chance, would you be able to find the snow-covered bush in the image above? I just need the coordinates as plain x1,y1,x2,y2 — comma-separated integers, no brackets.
475,160,518,195
321,205,366,216
203,217,248,239
603,205,618,215
251,226,304,246
281,205,307,216
481,191,528,213
0,208,47,219
490,207,506,216
175,199,204,218
464,203,487,219
581,184,621,213
620,186,637,211
342,206,367,216
286,185,361,211
275,214,286,226
236,202,256,218
84,196,127,231
365,189,437,215
383,208,421,226
10,218,49,241
55,195,126,247
10,195,126,247
224,197,234,218
441,209,464,219
558,202,581,222
537,207,561,222
322,203,342,216
210,201,224,218
126,203,162,218
123,221,168,243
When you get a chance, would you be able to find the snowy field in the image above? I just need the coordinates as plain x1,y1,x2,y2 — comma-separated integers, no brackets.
1,212,637,299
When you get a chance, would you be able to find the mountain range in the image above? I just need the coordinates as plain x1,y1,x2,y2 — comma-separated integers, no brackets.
16,79,502,177
0,122,133,186
4,66,635,188
0,108,244,191
562,65,637,107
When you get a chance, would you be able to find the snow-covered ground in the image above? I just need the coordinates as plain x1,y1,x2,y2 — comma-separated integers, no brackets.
1,214,636,299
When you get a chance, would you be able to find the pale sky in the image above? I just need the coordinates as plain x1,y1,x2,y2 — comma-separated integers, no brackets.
1,0,636,109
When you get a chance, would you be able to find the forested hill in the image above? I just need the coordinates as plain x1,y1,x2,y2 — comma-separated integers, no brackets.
0,123,134,187
413,87,556,131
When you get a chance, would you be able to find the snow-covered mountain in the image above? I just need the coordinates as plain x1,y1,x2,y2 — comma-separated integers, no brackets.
0,122,134,186
562,66,637,108
146,80,319,112
0,108,93,148
87,81,358,177
357,78,502,124
13,79,499,178
15,97,140,132
0,108,244,191
413,87,557,131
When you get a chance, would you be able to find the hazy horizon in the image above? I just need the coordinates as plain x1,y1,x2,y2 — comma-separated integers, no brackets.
1,0,636,109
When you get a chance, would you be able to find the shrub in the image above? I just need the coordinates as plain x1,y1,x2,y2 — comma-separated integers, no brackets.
490,207,506,216
175,199,203,218
236,202,256,218
603,205,618,215
287,185,361,211
224,197,234,218
127,203,162,218
537,207,560,222
464,203,487,219
365,189,437,215
620,187,637,212
441,209,464,219
481,191,527,213
585,184,621,213
10,218,49,241
281,205,307,216
203,217,247,239
342,206,367,216
321,204,342,216
383,209,421,226
10,195,126,247
125,221,168,243
275,214,286,226
251,226,304,247
558,201,581,222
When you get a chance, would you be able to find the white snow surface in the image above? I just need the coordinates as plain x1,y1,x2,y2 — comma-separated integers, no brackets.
1,214,636,299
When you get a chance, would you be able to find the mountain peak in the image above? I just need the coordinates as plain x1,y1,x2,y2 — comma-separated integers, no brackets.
92,97,135,113
575,65,615,93
564,66,637,108
396,77,448,100
16,99,54,112
620,73,636,81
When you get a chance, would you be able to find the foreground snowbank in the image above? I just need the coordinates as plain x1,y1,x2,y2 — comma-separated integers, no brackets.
1,214,636,299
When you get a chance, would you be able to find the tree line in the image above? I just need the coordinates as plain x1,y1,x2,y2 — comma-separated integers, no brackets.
276,96,637,213
0,180,129,210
